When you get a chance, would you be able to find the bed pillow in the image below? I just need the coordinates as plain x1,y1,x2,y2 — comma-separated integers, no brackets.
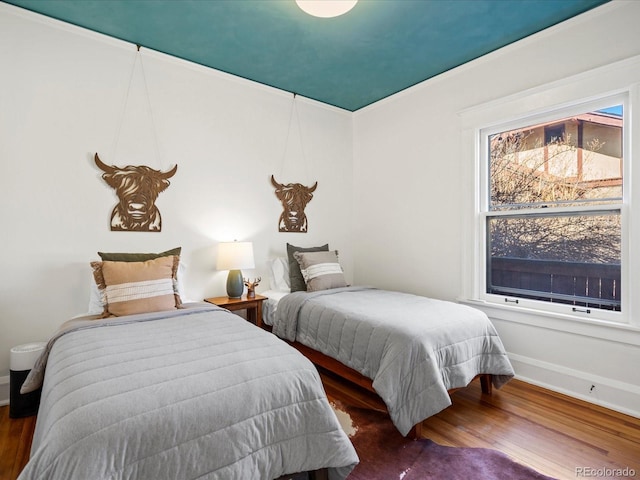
97,246,181,262
88,247,185,314
268,257,290,292
293,250,347,292
287,243,329,292
91,255,182,317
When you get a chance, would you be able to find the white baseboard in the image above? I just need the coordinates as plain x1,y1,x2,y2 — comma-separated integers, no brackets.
0,375,9,407
509,353,640,419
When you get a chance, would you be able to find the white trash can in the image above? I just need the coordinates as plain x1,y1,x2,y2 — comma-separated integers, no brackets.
10,342,46,418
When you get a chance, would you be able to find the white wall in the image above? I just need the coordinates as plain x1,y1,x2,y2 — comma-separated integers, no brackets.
353,1,640,417
0,3,353,400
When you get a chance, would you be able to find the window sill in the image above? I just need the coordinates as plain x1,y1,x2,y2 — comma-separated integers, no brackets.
458,298,640,347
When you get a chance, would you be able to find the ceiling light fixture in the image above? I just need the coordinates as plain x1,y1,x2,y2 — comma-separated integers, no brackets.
295,0,358,18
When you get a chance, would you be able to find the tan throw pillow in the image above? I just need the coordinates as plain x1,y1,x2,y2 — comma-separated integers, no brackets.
293,250,347,292
91,255,181,317
287,243,329,292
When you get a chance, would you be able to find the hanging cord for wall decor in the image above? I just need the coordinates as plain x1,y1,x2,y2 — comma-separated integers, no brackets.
139,46,164,169
294,94,313,183
109,48,137,162
109,45,164,169
278,93,295,179
278,92,312,182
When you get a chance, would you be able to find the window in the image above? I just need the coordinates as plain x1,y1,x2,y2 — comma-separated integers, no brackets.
544,124,565,145
480,100,624,318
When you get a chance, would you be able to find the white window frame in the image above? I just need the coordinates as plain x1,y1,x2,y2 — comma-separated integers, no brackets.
477,94,627,324
458,56,640,339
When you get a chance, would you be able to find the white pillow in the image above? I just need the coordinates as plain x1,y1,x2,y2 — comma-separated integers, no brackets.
87,278,103,315
268,257,290,292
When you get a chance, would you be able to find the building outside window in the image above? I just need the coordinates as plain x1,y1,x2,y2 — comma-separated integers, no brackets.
480,101,624,318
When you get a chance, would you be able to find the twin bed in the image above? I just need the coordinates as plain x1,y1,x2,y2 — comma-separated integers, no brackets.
18,245,514,479
18,249,357,480
19,304,358,480
262,246,514,437
264,286,514,437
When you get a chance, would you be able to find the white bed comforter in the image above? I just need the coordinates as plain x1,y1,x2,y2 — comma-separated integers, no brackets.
19,304,358,480
272,287,515,436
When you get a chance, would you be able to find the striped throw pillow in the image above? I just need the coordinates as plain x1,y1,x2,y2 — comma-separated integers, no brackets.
91,255,181,317
293,250,347,292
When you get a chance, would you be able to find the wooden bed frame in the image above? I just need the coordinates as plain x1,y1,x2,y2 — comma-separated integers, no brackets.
276,468,328,480
288,340,493,439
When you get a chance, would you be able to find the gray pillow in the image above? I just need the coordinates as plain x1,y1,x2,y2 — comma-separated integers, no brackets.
98,247,181,262
287,243,329,292
293,250,347,292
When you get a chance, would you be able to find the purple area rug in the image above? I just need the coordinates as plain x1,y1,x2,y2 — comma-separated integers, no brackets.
333,401,557,480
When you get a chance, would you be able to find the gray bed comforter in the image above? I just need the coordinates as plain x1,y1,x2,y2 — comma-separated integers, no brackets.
19,304,358,480
272,287,515,436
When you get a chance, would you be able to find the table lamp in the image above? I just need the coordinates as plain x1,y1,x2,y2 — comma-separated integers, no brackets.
217,241,255,298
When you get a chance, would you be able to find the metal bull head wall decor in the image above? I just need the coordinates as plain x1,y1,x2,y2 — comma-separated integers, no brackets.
95,153,177,232
271,175,317,233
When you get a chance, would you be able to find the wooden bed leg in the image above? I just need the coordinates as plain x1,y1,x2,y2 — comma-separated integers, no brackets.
407,421,423,440
308,468,329,480
480,374,492,395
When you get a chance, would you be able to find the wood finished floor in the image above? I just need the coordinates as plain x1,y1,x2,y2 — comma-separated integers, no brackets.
1,375,639,480
320,371,640,480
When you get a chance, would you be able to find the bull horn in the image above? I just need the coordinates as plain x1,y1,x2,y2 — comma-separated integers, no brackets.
94,153,116,173
271,175,283,188
160,164,178,179
308,181,318,193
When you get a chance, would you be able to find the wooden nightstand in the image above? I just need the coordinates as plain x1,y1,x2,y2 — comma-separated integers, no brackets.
204,295,267,327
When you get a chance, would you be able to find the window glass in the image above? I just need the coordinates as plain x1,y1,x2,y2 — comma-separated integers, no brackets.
489,108,623,210
485,105,623,312
487,212,621,310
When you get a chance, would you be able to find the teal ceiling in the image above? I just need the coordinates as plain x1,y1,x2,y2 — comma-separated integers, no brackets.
4,0,608,111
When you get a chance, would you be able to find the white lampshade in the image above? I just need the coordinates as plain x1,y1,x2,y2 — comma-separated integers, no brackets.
216,241,255,271
296,0,358,18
